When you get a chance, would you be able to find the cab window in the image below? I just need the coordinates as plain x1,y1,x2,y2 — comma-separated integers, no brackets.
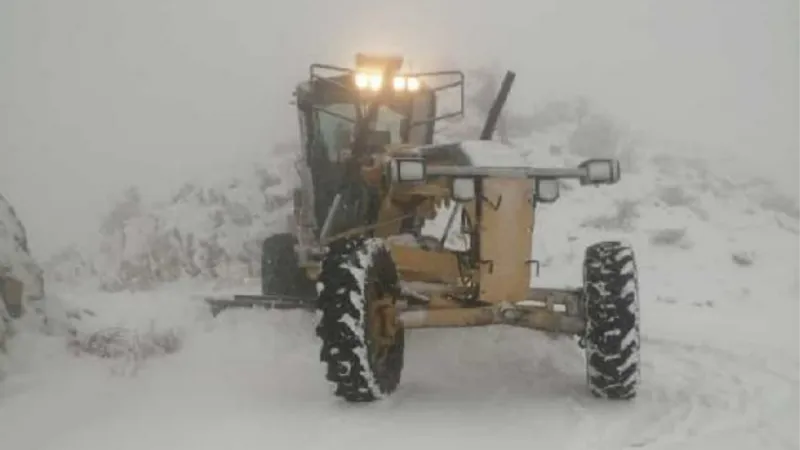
305,89,435,163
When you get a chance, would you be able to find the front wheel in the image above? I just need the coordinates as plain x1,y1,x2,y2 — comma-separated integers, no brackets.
582,241,641,400
314,237,405,402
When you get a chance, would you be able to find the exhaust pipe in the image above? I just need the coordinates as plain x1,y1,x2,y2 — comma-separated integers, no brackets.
479,70,516,141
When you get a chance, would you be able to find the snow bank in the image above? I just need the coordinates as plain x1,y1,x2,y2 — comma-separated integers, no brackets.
47,148,298,292
0,194,44,305
430,74,798,311
0,193,73,382
0,193,45,347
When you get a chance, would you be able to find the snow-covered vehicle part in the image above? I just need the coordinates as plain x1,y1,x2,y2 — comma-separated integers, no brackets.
315,237,404,401
204,53,641,403
582,241,641,399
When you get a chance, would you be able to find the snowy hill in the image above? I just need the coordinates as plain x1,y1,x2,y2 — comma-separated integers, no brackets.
528,141,798,296
15,75,798,449
3,105,798,449
43,98,798,307
0,194,46,347
44,87,652,293
45,145,299,292
48,89,797,300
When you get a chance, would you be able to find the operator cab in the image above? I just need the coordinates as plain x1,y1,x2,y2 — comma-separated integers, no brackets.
298,76,436,159
293,54,464,236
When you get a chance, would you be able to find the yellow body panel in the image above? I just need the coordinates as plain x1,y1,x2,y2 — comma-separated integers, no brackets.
388,244,463,285
477,178,534,303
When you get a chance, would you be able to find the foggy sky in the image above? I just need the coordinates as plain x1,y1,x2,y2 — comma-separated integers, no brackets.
1,0,797,258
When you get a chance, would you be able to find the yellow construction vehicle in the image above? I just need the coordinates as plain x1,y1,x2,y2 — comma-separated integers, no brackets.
206,53,641,402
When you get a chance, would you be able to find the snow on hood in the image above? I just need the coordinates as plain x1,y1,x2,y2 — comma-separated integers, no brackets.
459,140,530,167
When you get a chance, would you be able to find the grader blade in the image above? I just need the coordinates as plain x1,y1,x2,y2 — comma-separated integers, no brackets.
205,294,316,317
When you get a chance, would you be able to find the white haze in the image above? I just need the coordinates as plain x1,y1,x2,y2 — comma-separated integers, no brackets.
0,0,797,259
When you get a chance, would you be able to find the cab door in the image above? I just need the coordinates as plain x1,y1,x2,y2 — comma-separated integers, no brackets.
300,103,357,235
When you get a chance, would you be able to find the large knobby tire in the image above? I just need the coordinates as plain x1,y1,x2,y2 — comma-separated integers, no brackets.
261,233,315,297
582,241,641,400
315,237,405,402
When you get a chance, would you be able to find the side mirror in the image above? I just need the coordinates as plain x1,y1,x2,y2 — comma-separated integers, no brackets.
578,159,621,185
451,177,475,202
389,157,427,184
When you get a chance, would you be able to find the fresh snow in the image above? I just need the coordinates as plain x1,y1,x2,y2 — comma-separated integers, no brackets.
0,280,796,450
1,99,798,449
460,139,530,167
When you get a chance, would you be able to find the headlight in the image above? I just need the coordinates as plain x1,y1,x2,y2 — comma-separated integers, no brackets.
355,72,420,92
451,178,475,202
354,73,369,89
389,157,426,183
368,74,382,91
578,159,621,185
354,72,383,91
535,178,560,203
392,76,420,91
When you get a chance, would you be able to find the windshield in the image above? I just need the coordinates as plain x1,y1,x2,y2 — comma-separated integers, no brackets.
311,92,434,162
315,103,407,161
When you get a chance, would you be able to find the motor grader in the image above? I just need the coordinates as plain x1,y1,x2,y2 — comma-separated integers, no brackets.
207,53,641,402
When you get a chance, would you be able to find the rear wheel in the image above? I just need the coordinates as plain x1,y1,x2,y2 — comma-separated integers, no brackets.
315,237,405,402
261,233,314,298
582,241,641,399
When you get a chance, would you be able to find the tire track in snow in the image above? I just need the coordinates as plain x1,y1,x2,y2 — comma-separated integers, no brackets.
191,311,798,449
568,336,798,449
3,303,795,450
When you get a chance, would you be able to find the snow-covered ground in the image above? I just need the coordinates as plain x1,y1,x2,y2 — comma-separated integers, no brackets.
0,103,798,449
0,279,796,450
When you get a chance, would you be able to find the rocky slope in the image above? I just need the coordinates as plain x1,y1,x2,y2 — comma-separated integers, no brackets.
0,193,45,350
